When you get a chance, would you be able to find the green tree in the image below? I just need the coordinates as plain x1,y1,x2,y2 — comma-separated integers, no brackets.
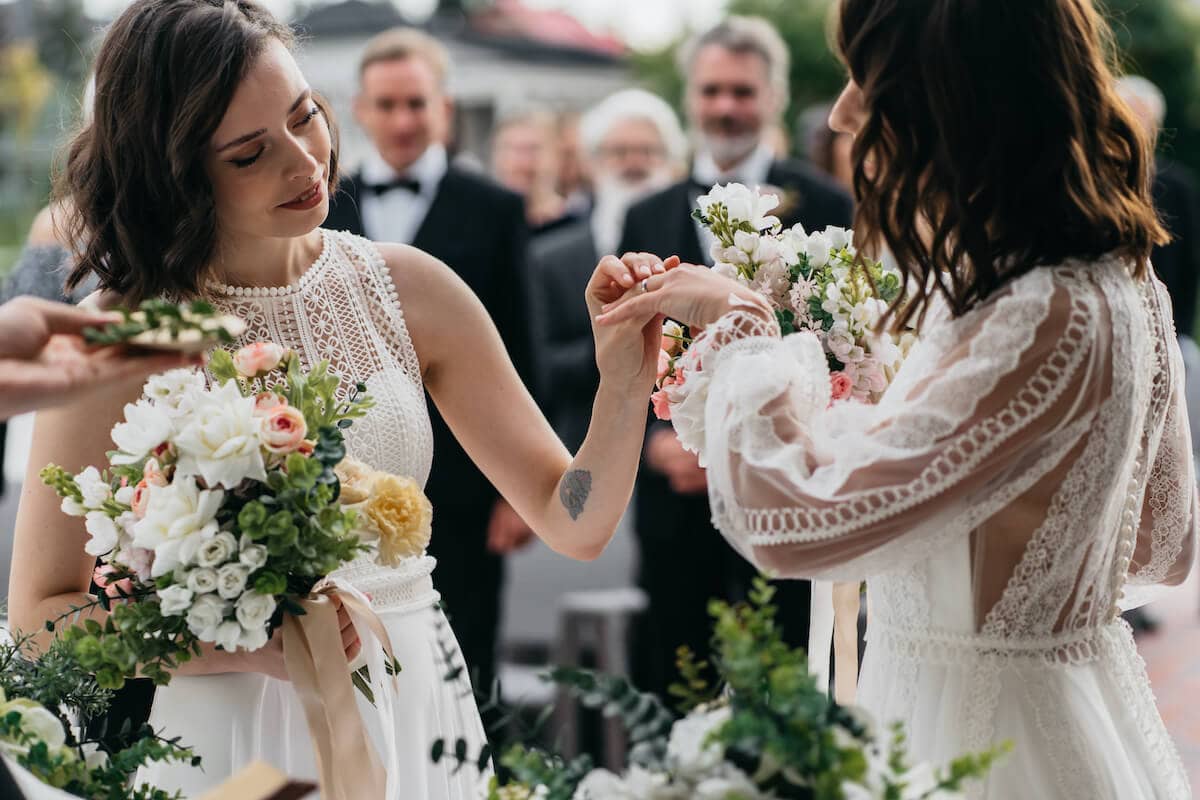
33,0,90,88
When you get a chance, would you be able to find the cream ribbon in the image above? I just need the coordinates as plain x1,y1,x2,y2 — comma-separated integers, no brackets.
281,581,400,800
808,580,862,705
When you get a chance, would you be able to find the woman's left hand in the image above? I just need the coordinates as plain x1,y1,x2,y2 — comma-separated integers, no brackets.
594,262,772,333
587,252,679,392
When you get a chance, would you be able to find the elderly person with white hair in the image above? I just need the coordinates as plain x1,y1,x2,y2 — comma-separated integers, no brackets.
526,89,685,453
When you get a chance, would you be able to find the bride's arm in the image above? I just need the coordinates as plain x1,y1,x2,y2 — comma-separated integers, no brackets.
388,244,657,561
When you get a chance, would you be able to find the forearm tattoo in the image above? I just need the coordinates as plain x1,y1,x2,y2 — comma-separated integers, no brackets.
560,470,592,521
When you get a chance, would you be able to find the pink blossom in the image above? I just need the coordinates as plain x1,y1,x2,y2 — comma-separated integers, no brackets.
93,564,134,599
650,390,672,420
131,480,151,518
260,405,308,454
829,371,853,402
296,439,316,457
233,341,286,378
657,349,672,381
253,392,286,416
143,458,168,487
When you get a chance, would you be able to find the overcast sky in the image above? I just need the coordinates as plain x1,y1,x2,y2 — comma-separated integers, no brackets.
74,0,729,50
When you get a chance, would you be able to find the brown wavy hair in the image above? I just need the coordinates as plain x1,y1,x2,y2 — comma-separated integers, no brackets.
836,0,1168,329
59,0,339,304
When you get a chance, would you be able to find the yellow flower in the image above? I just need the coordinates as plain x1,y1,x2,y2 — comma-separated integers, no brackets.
362,474,432,566
335,457,376,504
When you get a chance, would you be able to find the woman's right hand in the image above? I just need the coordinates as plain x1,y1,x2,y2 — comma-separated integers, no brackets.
587,252,680,393
238,595,361,681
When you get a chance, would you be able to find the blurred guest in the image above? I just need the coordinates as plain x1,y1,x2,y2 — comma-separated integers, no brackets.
490,108,568,230
528,89,685,452
619,15,853,698
324,27,537,696
555,110,592,219
798,102,854,192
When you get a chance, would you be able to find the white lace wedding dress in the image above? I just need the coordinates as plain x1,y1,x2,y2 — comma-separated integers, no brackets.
669,257,1196,799
137,229,489,798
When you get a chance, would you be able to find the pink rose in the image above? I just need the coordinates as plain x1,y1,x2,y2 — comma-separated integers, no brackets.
260,405,308,453
296,439,316,457
93,564,134,599
143,458,168,487
131,479,151,518
253,391,286,416
662,366,687,388
657,350,672,382
650,389,672,420
830,371,853,402
233,342,286,378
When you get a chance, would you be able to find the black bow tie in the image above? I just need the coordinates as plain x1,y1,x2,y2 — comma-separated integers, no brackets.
365,176,421,196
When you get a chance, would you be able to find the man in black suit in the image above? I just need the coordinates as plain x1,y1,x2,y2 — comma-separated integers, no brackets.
323,28,536,696
619,16,854,698
528,89,686,452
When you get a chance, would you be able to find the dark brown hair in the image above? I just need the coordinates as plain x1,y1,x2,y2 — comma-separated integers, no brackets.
59,0,339,303
837,0,1168,329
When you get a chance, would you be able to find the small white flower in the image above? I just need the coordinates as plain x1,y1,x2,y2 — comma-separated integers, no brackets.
235,591,278,630
239,543,268,570
186,593,230,642
216,563,250,600
84,512,121,557
82,742,109,771
573,769,628,800
111,400,174,465
143,368,207,417
186,567,219,594
195,531,238,568
667,704,730,777
114,484,135,506
158,584,195,616
75,466,112,508
823,226,852,251
804,232,831,268
60,496,87,517
712,262,740,280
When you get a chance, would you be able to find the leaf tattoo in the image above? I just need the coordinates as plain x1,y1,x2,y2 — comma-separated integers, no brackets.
560,470,592,521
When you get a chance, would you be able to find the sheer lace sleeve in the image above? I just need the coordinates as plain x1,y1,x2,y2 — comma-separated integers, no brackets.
1123,281,1198,607
670,269,1105,582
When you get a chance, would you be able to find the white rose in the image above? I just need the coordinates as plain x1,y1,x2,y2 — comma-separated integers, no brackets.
237,624,270,652
216,563,250,600
186,567,219,594
195,531,238,568
667,704,730,777
186,594,230,641
239,543,268,570
236,591,278,630
84,512,121,557
157,584,194,616
213,620,244,651
173,381,267,489
110,400,174,465
804,232,831,268
143,368,207,416
13,704,67,750
131,481,224,577
75,466,112,508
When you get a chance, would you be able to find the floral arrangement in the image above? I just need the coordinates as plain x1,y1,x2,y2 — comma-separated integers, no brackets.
0,631,193,799
83,299,247,353
653,183,916,419
438,582,1004,800
38,340,431,690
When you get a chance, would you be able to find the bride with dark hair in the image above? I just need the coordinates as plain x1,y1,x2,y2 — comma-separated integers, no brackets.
596,0,1196,796
6,1,666,796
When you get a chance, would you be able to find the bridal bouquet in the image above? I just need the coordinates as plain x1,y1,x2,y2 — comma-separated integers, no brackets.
39,340,430,689
440,581,1003,800
653,183,915,419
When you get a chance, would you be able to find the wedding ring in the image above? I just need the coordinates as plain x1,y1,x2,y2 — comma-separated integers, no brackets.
640,278,651,294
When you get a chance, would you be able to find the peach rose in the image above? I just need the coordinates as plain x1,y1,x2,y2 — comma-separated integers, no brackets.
253,391,286,416
830,371,853,402
131,479,151,518
657,350,672,382
296,439,316,457
650,389,672,420
335,458,376,504
143,457,168,487
233,342,285,378
259,405,307,454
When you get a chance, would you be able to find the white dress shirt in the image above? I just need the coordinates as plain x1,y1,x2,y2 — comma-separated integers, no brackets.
691,142,775,264
359,144,449,245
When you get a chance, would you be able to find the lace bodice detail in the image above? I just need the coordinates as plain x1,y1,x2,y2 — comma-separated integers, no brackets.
671,258,1198,645
210,230,436,602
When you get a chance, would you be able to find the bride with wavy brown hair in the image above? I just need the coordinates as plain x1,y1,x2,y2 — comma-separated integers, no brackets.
596,0,1195,796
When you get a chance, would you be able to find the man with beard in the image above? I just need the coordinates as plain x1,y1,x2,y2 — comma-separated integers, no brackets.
527,89,685,453
618,16,853,699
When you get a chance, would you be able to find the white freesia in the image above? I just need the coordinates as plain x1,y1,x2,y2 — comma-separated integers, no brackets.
195,531,238,568
143,368,207,417
804,232,831,268
216,563,251,600
235,591,278,630
132,481,224,577
173,381,267,489
712,262,740,280
824,226,852,251
666,703,730,776
114,484,135,506
186,593,229,641
84,512,121,557
60,496,86,517
158,584,194,616
699,183,781,232
75,466,111,508
186,568,219,594
110,400,174,465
